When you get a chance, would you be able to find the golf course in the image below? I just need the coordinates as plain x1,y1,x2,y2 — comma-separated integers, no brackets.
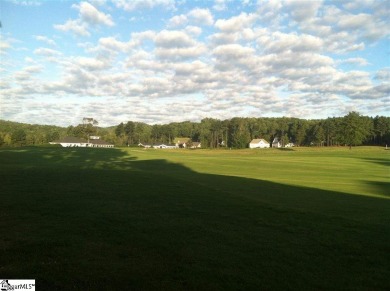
1,146,389,290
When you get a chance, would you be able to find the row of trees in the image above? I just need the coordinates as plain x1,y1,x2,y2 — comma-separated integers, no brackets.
114,112,390,148
1,112,389,148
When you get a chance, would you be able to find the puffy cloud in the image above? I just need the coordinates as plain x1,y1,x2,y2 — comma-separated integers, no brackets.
54,2,113,37
0,39,11,54
375,68,390,82
284,0,323,22
187,8,214,26
73,1,114,27
168,8,213,28
34,35,56,46
168,14,188,27
338,58,370,66
155,45,207,61
258,32,323,53
213,43,255,59
114,0,175,11
213,0,227,11
34,47,62,57
215,12,257,32
154,30,196,48
73,56,110,71
54,19,90,36
9,0,41,6
14,65,43,81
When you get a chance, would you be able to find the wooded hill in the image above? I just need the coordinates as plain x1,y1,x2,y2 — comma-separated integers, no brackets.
1,112,389,148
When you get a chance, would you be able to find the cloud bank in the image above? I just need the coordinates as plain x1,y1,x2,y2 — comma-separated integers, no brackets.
1,0,389,126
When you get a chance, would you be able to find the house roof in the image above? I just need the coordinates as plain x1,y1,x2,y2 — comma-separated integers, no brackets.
52,136,113,145
174,137,191,144
55,136,87,143
89,139,113,145
250,139,269,144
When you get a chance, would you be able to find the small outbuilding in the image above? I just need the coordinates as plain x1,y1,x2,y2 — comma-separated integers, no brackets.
272,137,281,148
249,139,270,149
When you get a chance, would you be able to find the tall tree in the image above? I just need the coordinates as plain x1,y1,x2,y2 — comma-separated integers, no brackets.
340,112,371,148
228,118,250,148
11,129,27,147
374,116,390,145
124,121,135,145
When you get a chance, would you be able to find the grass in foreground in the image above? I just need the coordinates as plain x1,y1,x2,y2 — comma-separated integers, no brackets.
0,146,389,290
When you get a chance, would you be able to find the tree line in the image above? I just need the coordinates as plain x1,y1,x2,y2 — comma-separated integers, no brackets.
114,112,390,148
1,112,389,148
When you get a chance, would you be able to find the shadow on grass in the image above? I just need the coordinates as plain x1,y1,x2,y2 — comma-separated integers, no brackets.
364,181,390,198
1,147,389,290
360,157,390,167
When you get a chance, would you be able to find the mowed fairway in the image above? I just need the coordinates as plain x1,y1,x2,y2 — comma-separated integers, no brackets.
1,146,389,290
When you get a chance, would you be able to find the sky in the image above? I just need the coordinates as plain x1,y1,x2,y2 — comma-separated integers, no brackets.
0,0,389,127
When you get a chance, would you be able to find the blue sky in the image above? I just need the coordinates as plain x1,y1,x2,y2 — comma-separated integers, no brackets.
1,0,389,127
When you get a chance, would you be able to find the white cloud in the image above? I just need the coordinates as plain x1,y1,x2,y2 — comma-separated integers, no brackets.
213,0,227,11
187,8,214,26
258,32,323,53
168,8,213,28
338,57,370,66
215,12,257,32
285,0,323,22
0,39,11,54
184,26,202,37
10,0,41,6
73,56,109,71
375,68,390,82
54,19,90,37
34,47,62,57
114,0,175,11
73,1,114,27
34,35,56,46
154,30,196,48
54,2,113,37
168,14,188,28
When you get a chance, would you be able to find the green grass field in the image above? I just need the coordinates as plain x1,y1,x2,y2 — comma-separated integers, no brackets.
1,146,389,290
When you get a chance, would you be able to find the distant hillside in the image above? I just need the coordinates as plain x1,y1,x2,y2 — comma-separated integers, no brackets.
0,120,68,147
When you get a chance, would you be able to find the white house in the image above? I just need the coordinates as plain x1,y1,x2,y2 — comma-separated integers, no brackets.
191,142,201,148
272,137,281,148
174,137,191,148
249,139,270,149
152,144,177,149
50,136,114,148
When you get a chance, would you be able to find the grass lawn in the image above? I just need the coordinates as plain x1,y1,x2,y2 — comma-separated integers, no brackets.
0,146,389,290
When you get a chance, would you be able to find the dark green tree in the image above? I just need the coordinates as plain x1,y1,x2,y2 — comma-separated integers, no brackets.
340,112,371,148
11,129,27,147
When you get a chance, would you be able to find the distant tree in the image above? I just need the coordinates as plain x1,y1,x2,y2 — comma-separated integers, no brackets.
309,124,325,146
3,133,12,146
280,133,289,147
186,138,193,148
46,131,60,142
228,118,250,148
11,129,27,147
115,122,126,145
124,121,135,145
340,112,371,148
374,116,390,145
